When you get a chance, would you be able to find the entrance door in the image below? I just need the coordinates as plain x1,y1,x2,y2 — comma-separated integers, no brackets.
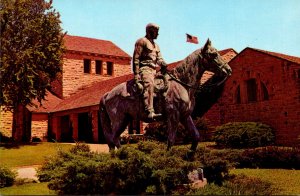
61,115,72,142
78,112,93,143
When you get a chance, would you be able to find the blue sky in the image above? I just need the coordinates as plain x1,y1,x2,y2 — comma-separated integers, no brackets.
52,0,300,63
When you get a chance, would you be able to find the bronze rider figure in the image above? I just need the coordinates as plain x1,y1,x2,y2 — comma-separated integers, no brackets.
133,23,167,119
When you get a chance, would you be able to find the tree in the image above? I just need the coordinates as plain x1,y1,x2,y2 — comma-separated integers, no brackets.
0,0,65,111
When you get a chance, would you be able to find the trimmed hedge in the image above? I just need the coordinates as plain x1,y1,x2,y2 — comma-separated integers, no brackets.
0,165,16,188
187,174,279,195
197,146,300,170
237,146,300,169
214,122,275,148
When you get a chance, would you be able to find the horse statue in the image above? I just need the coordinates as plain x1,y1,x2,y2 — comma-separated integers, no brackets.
99,39,232,153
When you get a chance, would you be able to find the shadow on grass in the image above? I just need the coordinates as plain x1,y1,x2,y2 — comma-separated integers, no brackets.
0,142,41,149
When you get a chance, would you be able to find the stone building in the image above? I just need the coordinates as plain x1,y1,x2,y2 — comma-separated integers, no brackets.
0,35,131,141
2,36,299,146
0,46,236,143
44,48,237,143
204,48,300,146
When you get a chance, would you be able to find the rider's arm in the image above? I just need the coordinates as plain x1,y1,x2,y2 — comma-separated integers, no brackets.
156,44,167,67
133,39,144,79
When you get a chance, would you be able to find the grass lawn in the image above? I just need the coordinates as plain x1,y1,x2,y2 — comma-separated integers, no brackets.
0,142,73,168
0,182,55,195
231,168,300,195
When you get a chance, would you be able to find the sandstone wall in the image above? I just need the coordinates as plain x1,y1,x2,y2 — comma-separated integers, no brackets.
205,49,300,145
0,108,13,137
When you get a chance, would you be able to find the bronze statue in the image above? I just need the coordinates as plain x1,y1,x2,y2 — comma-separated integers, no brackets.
133,23,167,119
99,39,232,154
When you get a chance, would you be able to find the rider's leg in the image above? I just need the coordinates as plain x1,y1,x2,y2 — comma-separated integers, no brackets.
140,67,161,118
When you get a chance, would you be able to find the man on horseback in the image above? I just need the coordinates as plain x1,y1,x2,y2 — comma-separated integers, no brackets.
133,23,168,119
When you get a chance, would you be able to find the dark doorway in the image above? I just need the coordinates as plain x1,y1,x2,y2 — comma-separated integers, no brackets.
78,112,93,143
246,78,257,102
61,115,73,142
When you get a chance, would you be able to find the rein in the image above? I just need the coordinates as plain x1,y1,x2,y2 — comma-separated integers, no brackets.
167,72,204,91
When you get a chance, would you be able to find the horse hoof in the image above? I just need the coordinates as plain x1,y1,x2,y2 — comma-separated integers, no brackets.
186,151,195,161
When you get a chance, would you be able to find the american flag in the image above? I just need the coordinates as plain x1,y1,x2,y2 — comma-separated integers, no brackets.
186,33,199,44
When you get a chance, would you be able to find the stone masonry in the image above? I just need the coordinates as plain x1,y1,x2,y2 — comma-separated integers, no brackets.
205,48,300,146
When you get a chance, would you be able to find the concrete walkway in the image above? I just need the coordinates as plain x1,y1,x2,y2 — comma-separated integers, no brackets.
15,144,109,180
15,165,40,181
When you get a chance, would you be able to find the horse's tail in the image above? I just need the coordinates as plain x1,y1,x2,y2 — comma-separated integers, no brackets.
99,95,114,149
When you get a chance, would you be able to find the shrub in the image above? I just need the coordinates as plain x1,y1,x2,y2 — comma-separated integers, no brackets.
31,137,42,142
188,174,279,195
38,141,233,195
237,146,300,169
0,132,13,142
214,122,275,148
0,165,16,188
38,142,201,195
194,148,236,185
37,143,94,182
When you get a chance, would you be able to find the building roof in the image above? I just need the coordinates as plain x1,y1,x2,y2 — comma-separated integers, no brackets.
52,74,133,112
27,90,62,113
218,48,238,63
243,47,300,65
64,35,131,59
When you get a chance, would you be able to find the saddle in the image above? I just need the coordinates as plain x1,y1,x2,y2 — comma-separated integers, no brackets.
123,74,168,98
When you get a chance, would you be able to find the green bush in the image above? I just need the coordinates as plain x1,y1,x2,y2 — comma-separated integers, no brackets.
194,148,237,185
201,146,300,170
188,174,279,195
38,141,233,195
237,146,300,169
0,165,16,188
37,143,94,182
38,142,200,194
0,132,13,142
214,122,275,148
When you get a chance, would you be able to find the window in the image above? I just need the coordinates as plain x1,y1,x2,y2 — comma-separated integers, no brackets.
261,82,269,101
246,79,257,102
236,85,241,104
96,60,103,75
83,59,91,73
107,62,114,76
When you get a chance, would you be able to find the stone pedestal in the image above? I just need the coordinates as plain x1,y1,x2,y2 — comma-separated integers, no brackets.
188,168,207,188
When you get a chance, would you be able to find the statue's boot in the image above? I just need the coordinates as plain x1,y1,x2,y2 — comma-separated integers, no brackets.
147,111,162,119
144,86,161,119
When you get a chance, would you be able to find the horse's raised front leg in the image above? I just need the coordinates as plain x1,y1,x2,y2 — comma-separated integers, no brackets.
181,115,200,152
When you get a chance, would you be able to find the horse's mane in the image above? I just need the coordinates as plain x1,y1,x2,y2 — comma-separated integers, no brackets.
171,49,202,85
170,47,226,118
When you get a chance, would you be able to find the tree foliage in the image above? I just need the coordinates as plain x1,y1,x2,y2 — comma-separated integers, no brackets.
0,0,65,110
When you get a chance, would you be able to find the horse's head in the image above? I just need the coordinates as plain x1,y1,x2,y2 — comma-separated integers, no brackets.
201,39,232,77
